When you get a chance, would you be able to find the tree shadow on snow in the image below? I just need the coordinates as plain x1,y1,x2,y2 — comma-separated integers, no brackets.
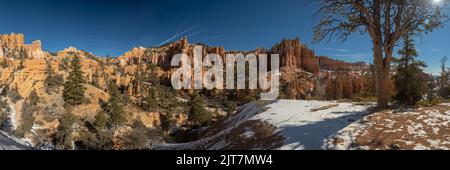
277,108,374,150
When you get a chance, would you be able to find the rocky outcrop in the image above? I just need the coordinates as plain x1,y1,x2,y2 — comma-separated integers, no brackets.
0,33,370,146
271,38,320,75
0,33,47,59
319,71,366,99
280,66,316,99
318,56,368,72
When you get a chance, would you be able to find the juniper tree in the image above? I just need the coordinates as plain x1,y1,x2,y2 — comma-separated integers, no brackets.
314,0,448,108
63,55,87,106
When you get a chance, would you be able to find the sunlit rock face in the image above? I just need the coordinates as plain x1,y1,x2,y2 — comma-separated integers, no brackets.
0,33,47,59
271,38,320,75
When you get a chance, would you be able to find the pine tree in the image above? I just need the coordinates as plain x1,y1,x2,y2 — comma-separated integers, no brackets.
160,111,174,132
187,92,211,128
63,55,87,106
14,89,39,137
147,63,160,86
133,64,145,95
105,81,126,127
438,56,450,98
91,70,101,88
53,108,76,150
143,63,161,111
393,34,427,105
144,87,158,112
94,111,108,130
44,59,64,94
123,120,149,150
76,110,113,150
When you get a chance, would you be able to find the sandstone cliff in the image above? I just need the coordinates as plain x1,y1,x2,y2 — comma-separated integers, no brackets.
0,33,369,147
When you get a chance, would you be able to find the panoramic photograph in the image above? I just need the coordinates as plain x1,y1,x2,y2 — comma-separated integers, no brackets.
1,0,450,158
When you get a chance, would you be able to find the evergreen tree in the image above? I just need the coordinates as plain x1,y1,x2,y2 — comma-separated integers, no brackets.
187,92,211,128
44,59,64,94
14,89,39,137
63,55,87,106
53,108,76,150
393,34,427,105
91,70,101,88
144,87,158,112
438,56,450,98
143,63,163,111
77,110,113,150
147,63,160,86
77,129,113,150
94,111,108,130
160,111,175,132
133,64,145,95
123,120,149,150
105,81,126,127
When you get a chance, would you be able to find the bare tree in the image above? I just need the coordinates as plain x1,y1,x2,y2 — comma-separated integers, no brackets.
313,0,448,108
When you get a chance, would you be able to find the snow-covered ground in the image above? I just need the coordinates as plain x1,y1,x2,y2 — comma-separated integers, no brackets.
328,104,450,150
0,130,33,150
157,100,450,150
155,100,375,150
250,100,373,150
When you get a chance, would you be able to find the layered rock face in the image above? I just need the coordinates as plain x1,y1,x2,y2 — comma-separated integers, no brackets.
116,37,368,99
0,33,369,146
0,33,46,59
271,38,320,75
0,33,368,102
318,56,368,72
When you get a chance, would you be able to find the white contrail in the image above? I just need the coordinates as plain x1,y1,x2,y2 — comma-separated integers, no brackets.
156,25,198,46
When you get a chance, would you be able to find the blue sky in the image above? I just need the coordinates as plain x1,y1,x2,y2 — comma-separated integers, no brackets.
0,0,449,74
